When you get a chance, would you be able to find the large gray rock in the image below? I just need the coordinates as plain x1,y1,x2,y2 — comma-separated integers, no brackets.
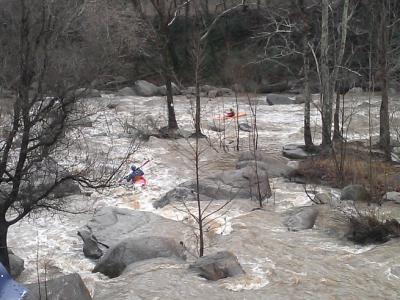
266,94,293,105
154,166,271,208
189,251,245,281
237,151,294,178
133,80,160,97
282,144,312,159
78,207,186,251
117,87,137,96
384,191,400,204
77,230,103,259
340,185,371,202
9,251,24,278
93,236,186,278
283,206,319,231
25,273,92,300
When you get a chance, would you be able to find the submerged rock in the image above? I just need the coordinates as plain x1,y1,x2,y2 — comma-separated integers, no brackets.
25,273,92,300
93,236,186,278
283,206,319,231
239,122,252,132
189,251,245,281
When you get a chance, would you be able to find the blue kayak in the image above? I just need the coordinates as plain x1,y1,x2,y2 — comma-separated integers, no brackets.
0,263,27,300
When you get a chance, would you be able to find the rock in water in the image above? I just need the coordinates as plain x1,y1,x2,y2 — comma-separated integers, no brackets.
283,206,319,231
154,166,271,208
117,87,137,96
92,236,186,278
282,144,311,159
239,122,252,132
384,191,400,204
77,230,103,259
189,251,245,281
133,80,160,97
266,94,293,105
25,273,92,300
8,251,24,278
237,151,294,178
340,185,371,202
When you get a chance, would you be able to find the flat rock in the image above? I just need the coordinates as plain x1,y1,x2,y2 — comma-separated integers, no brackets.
92,236,186,278
25,273,92,300
266,94,293,105
154,166,271,208
283,206,319,231
78,207,186,250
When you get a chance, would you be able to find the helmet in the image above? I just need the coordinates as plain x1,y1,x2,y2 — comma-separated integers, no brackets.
131,165,137,171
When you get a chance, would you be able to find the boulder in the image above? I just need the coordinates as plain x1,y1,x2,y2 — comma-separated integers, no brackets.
266,94,294,105
258,81,289,93
92,236,186,278
237,151,294,178
117,87,137,96
77,230,103,259
391,265,400,277
154,166,271,208
200,85,216,93
78,207,186,250
208,88,234,98
158,83,181,96
25,273,92,300
9,251,24,278
189,251,245,281
384,191,400,204
340,185,371,202
282,144,312,159
313,192,332,204
294,95,306,104
133,80,160,97
239,122,252,132
74,88,101,98
283,206,319,231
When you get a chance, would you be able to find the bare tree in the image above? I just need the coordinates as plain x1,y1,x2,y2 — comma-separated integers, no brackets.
0,0,134,272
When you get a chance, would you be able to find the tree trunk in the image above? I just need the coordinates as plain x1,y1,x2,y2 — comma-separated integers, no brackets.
320,0,332,147
333,0,349,141
303,39,313,148
333,91,341,139
195,135,204,257
165,78,178,130
379,1,391,161
0,222,10,272
195,81,202,136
